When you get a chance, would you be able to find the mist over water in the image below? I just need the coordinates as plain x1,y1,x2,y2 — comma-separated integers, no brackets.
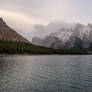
0,55,92,92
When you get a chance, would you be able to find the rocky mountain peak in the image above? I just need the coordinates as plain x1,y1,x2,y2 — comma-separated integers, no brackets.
0,18,6,25
0,18,29,43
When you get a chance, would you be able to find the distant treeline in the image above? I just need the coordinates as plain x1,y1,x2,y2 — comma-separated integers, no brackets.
0,40,88,55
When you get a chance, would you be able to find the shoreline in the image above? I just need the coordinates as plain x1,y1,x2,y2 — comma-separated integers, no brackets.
0,53,91,56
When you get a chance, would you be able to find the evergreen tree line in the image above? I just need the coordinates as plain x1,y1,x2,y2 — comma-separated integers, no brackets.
0,40,87,54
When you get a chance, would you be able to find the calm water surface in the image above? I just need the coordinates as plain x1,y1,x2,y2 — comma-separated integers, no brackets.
0,55,92,92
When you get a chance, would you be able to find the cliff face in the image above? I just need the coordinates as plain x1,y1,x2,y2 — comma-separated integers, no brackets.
0,18,29,43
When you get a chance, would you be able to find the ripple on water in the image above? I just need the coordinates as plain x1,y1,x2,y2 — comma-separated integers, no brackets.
0,55,92,92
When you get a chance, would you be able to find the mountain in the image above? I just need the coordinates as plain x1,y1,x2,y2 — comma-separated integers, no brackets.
0,18,87,55
32,23,92,53
32,21,77,39
0,18,29,43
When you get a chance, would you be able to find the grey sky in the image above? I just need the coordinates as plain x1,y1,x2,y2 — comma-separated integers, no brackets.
0,0,92,40
0,0,92,22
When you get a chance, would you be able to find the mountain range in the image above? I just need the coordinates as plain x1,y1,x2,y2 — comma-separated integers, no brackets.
0,17,92,54
0,18,82,55
32,23,92,53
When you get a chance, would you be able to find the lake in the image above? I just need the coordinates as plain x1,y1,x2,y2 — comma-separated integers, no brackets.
0,55,92,92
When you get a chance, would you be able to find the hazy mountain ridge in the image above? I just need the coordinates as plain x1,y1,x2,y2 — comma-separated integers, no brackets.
0,18,29,43
32,22,92,52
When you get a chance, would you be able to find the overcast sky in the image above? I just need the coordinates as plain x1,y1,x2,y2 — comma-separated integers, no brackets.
0,0,92,40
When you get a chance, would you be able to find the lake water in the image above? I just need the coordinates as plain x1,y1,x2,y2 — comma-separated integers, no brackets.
0,55,92,92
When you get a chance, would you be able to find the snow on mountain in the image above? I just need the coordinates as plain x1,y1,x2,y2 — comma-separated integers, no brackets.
32,22,92,51
32,21,77,39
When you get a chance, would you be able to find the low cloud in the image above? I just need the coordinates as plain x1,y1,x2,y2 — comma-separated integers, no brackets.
0,9,46,41
0,9,39,29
